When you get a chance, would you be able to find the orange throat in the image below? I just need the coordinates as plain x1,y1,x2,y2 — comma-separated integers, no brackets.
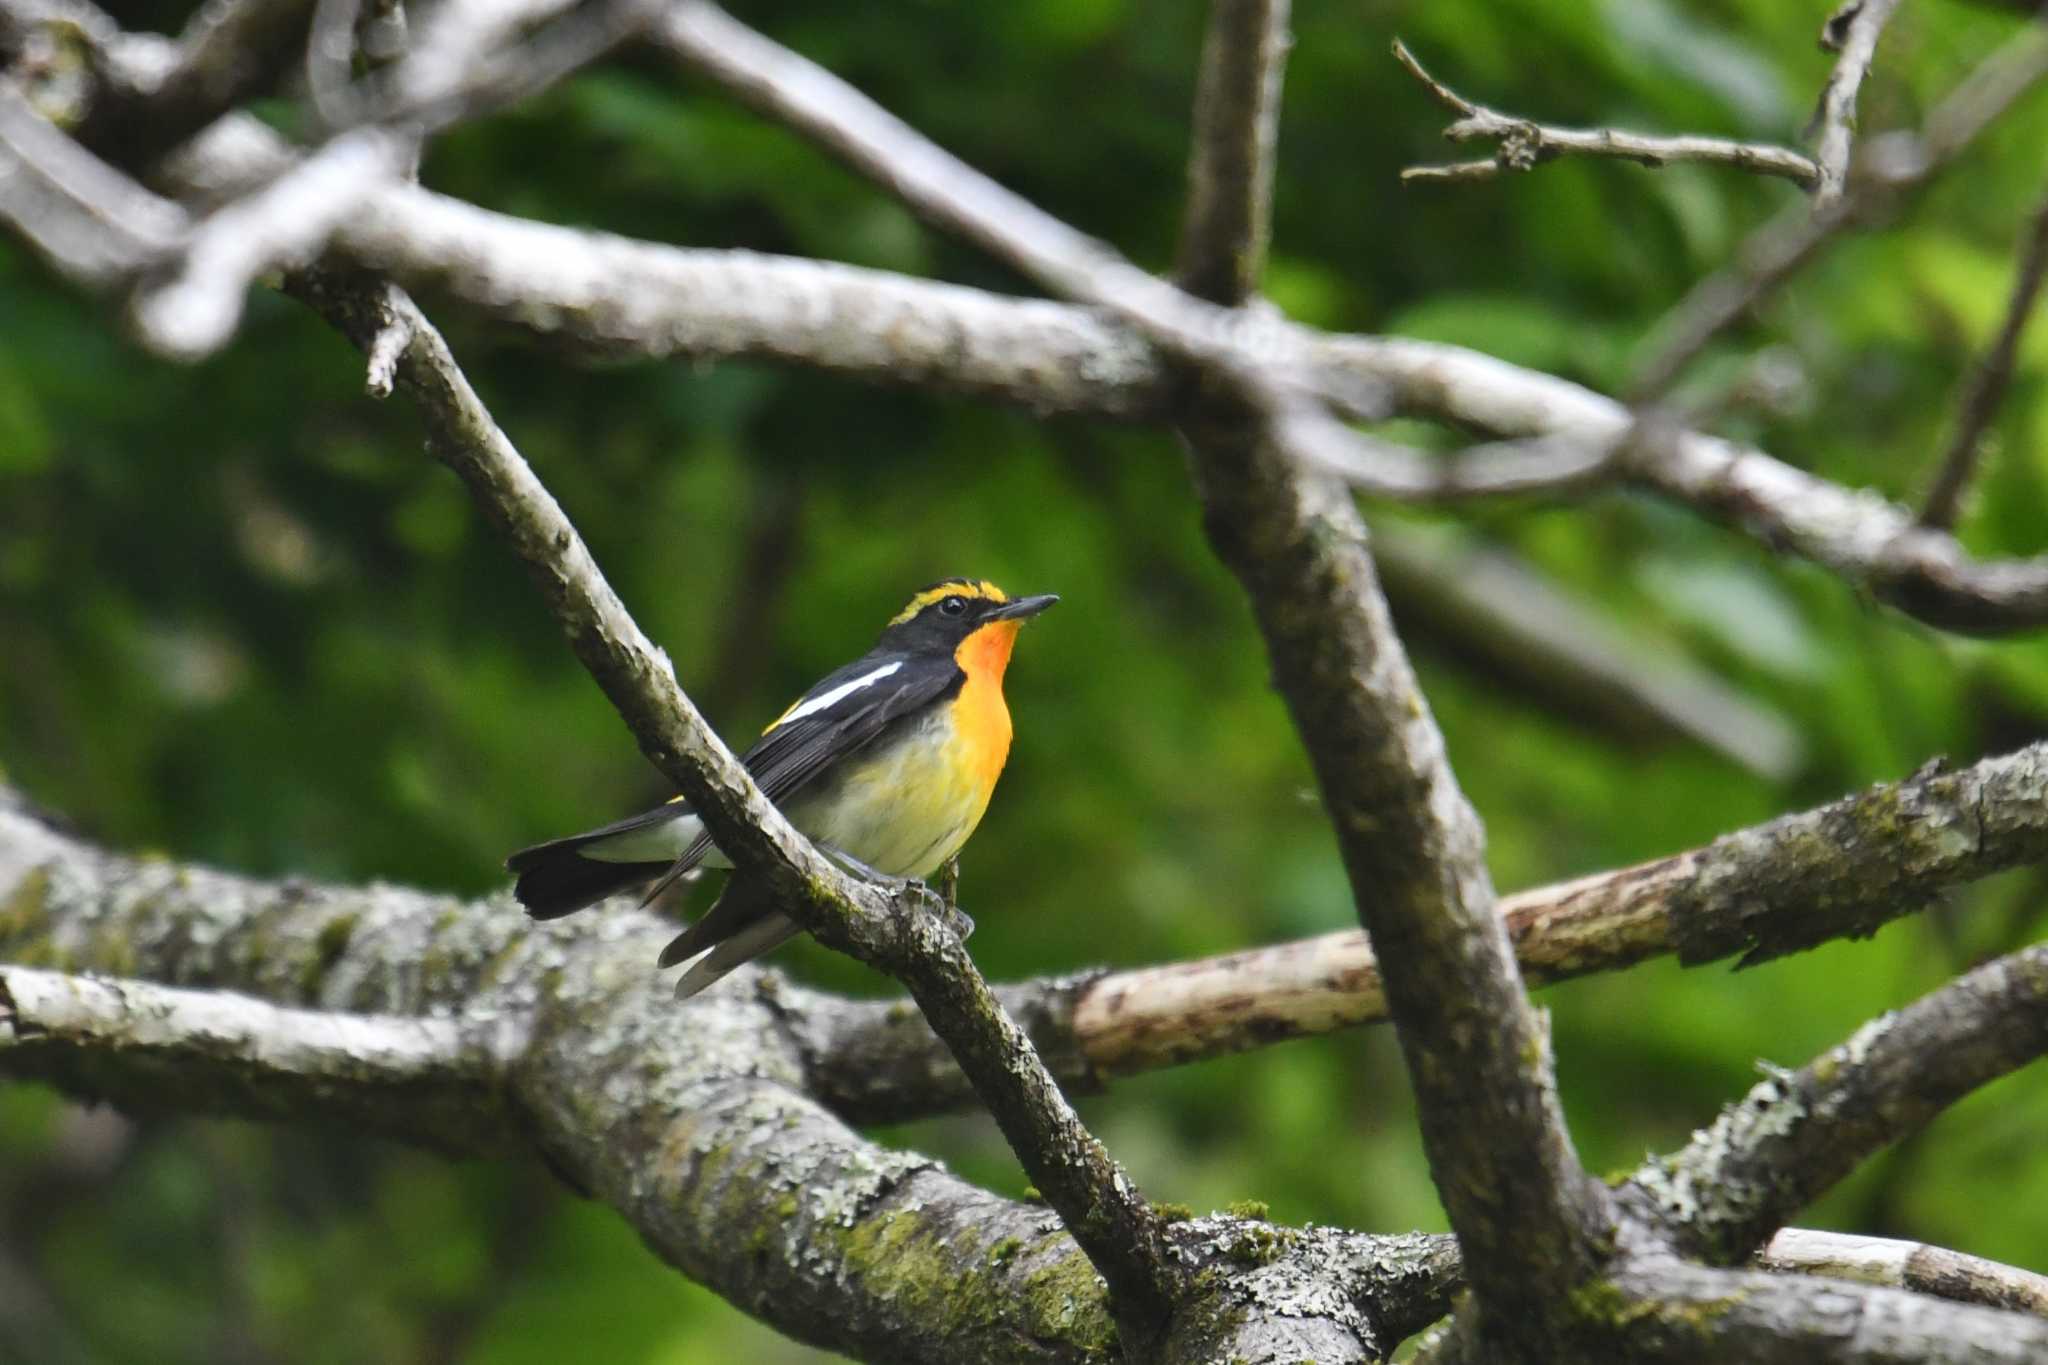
951,620,1021,788
957,618,1021,684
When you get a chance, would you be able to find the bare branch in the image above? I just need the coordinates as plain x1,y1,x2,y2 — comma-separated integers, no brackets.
0,85,185,284
1627,941,2048,1265
1759,1228,2048,1320
84,95,2048,636
1630,27,2048,403
1812,0,1903,210
1597,1253,2048,1365
816,736,2048,1124
1192,411,1613,1355
287,271,1180,1334
1393,39,1818,190
130,126,413,358
1177,0,1290,302
658,2,1388,433
1342,332,2048,633
1920,188,2048,529
0,789,1465,1361
0,965,526,1155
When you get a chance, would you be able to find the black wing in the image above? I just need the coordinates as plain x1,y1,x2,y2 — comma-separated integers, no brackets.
664,649,964,870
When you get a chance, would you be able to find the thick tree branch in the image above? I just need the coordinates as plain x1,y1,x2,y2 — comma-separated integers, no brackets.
0,796,1463,1362
1158,8,1610,1351
1393,39,1819,190
1625,941,2048,1265
0,964,526,1156
1920,187,2048,529
94,97,2048,637
1596,1253,2048,1365
811,737,2048,1122
1189,427,1616,1356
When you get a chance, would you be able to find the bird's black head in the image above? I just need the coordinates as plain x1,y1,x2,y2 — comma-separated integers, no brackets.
875,578,1058,654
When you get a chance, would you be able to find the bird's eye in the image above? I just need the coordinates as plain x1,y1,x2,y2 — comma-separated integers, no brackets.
939,596,969,617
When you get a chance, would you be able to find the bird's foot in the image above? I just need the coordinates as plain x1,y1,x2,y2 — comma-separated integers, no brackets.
821,844,914,891
819,847,974,940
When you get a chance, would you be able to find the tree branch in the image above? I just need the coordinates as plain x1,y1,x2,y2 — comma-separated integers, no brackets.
1920,187,2048,529
810,737,2048,1122
1812,0,1902,210
0,964,526,1156
1393,39,1819,190
1629,26,2048,403
1758,1227,2048,1320
107,97,2048,637
1596,1253,2048,1365
1176,0,1290,303
286,272,1180,1337
0,794,1469,1361
1156,9,1611,1351
1625,940,2048,1265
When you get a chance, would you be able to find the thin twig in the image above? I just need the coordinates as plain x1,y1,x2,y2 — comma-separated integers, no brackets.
1629,26,2048,403
1393,38,1819,190
1812,0,1902,210
1920,188,2048,528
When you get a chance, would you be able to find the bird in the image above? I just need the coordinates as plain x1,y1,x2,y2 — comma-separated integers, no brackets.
506,578,1057,998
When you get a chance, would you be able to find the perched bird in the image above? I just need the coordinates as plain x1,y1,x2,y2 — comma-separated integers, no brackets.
507,578,1057,998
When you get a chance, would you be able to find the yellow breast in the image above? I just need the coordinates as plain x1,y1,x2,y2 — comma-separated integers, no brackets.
781,622,1019,880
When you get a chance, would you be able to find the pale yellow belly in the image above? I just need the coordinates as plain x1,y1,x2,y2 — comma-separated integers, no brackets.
781,708,1002,878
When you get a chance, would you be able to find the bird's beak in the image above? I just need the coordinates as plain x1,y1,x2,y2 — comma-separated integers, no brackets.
992,593,1059,621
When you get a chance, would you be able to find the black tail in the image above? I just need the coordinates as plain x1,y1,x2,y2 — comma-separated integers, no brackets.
506,845,665,920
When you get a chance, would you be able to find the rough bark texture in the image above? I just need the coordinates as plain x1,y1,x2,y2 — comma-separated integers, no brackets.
0,963,525,1155
1628,943,2048,1265
814,738,2048,1119
0,794,1462,1363
1186,415,1614,1357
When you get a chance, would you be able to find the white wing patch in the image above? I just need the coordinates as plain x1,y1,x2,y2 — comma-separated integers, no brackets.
771,660,903,730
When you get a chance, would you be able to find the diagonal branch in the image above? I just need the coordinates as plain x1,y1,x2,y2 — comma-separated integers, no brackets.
1812,0,1903,210
286,271,1180,1335
1393,39,1818,190
1629,26,2048,404
1920,186,2048,529
1158,4,1610,1353
1626,940,2048,1265
807,734,2048,1122
0,964,526,1156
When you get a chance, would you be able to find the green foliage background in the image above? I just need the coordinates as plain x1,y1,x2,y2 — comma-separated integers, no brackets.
6,0,2048,1359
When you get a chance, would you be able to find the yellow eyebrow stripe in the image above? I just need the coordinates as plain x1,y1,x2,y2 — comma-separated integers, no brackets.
888,579,1008,625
